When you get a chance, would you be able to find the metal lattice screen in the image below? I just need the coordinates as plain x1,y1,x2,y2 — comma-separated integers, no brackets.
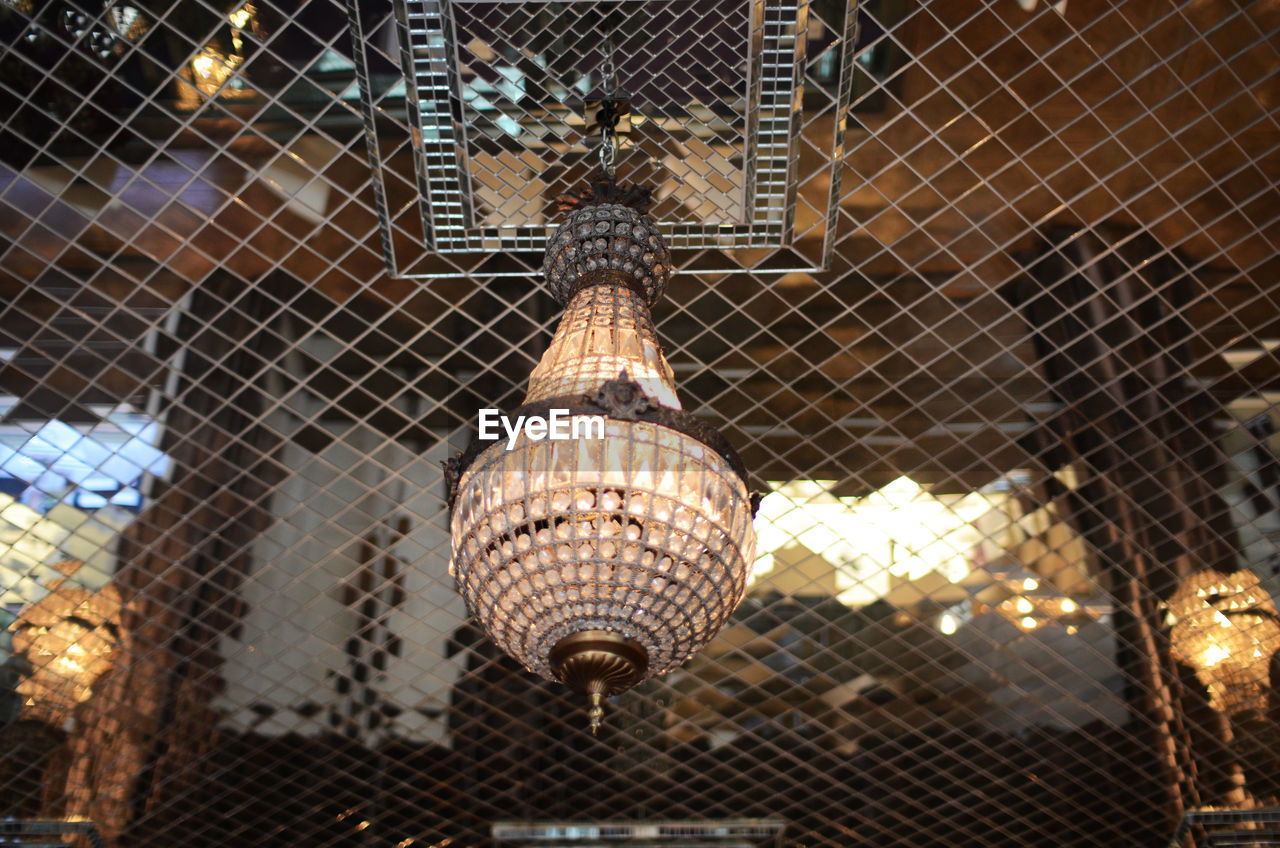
1,1,1279,847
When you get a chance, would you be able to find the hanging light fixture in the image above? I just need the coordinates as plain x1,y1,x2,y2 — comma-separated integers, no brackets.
10,568,123,727
446,193,758,732
1167,569,1280,718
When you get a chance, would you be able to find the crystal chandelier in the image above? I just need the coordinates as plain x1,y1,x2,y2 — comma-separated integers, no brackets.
1167,569,1280,718
446,199,757,731
10,574,123,727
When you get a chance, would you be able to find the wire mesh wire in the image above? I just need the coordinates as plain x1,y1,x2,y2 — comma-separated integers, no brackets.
1,1,1279,847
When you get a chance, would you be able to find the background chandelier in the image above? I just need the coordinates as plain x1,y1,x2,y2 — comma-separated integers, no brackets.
10,564,123,727
446,195,758,732
1167,568,1280,719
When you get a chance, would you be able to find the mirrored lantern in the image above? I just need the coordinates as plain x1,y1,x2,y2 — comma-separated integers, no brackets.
447,201,757,731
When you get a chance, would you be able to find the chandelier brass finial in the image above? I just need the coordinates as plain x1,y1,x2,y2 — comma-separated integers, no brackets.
549,631,648,734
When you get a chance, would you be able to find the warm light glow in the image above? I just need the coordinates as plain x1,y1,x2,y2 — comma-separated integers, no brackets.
192,53,217,78
993,583,1099,632
1021,616,1037,630
525,284,680,408
56,656,86,674
1203,642,1231,668
190,48,239,97
228,4,255,53
229,5,253,29
1023,577,1039,591
182,45,250,103
454,403,754,681
750,476,1006,606
939,613,958,635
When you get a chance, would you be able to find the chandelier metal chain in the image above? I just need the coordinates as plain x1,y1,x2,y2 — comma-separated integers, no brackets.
596,37,621,178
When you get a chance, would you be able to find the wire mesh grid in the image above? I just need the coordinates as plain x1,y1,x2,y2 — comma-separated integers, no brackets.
0,0,1278,846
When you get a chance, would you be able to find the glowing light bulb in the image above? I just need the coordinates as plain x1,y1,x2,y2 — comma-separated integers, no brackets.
1203,643,1230,667
56,656,85,673
192,53,216,78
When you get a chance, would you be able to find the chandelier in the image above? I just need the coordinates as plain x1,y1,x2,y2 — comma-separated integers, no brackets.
10,571,123,727
446,195,758,732
1167,569,1280,718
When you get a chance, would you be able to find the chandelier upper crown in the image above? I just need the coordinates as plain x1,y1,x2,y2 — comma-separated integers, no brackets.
542,203,671,307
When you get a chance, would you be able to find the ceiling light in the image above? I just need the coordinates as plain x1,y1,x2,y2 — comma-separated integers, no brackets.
1167,569,1280,718
9,566,123,727
447,196,757,732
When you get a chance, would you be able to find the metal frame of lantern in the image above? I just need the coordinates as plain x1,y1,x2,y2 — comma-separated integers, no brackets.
445,200,758,731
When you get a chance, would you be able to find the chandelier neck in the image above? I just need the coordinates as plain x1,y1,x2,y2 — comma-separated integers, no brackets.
524,271,680,409
566,268,652,302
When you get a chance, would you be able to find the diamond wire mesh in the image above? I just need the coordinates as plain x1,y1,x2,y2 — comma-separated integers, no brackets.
0,0,1278,846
